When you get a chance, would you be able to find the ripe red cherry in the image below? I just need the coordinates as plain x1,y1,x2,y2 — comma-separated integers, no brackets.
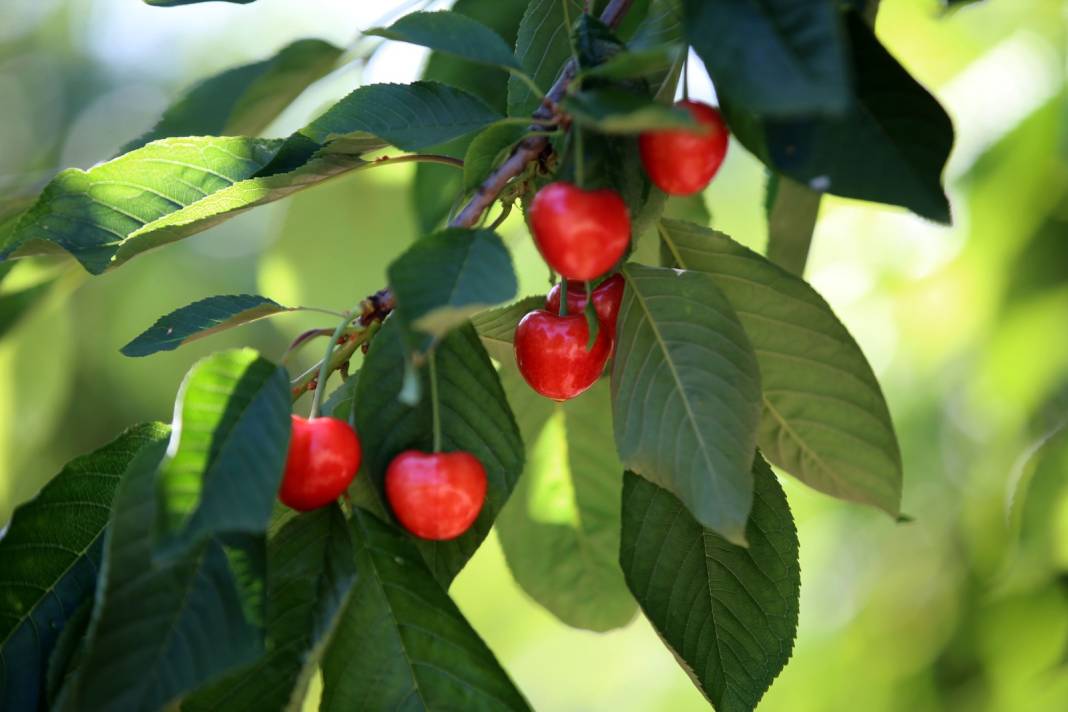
385,450,488,540
514,308,611,401
528,182,630,280
279,415,361,511
545,273,626,339
639,100,729,196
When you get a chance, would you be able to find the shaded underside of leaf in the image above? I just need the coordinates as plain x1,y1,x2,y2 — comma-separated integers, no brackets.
367,10,521,71
611,262,762,543
471,295,545,364
321,509,530,712
659,218,902,515
620,456,800,712
0,423,170,712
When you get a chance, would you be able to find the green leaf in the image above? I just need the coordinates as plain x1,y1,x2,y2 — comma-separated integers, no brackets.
122,39,342,153
321,509,530,712
298,81,504,152
726,12,954,222
44,601,91,709
367,11,522,71
579,44,683,82
146,0,256,5
1,136,283,273
611,263,762,544
0,424,170,712
497,378,637,632
509,0,583,116
183,506,357,712
683,0,849,117
564,87,697,134
463,122,528,194
121,294,292,357
352,319,524,586
471,295,544,364
388,228,517,349
155,348,292,558
659,219,903,516
56,441,266,712
630,0,685,49
764,174,821,276
620,456,800,712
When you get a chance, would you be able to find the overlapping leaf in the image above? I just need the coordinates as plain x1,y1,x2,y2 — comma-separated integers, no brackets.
184,506,357,712
471,296,544,364
321,509,530,712
564,88,697,134
368,11,522,71
388,228,517,349
683,0,849,117
726,12,954,222
352,319,524,585
56,441,266,712
0,424,170,712
611,263,762,544
659,219,902,515
620,457,799,712
154,349,292,557
764,175,821,276
463,123,528,194
509,0,583,116
122,294,292,356
123,39,342,152
497,377,637,631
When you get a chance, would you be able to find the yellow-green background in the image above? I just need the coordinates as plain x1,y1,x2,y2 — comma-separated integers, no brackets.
2,0,1067,709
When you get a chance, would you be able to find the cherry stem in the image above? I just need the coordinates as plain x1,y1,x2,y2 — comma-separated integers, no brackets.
429,349,442,453
488,201,512,230
558,278,569,316
573,125,586,188
308,308,363,419
682,50,690,101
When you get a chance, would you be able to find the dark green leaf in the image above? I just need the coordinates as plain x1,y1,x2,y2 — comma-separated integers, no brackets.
0,424,170,712
155,348,292,558
1,137,283,273
509,0,583,116
321,509,530,712
659,218,903,516
298,81,503,152
56,441,266,712
122,294,292,357
630,0,685,49
579,44,683,82
388,228,517,349
122,39,342,153
184,506,357,712
764,174,821,276
367,11,522,71
620,457,800,712
611,263,762,543
471,296,544,364
564,88,697,133
726,12,954,222
463,123,528,194
44,601,91,709
497,378,637,631
353,319,524,585
683,0,849,117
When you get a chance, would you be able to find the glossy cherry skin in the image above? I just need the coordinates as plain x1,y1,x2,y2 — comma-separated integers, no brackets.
514,308,612,401
528,182,631,280
385,450,488,540
545,273,625,339
639,100,729,196
279,415,362,512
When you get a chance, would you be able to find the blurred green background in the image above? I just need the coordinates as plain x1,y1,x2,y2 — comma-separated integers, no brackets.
2,0,1068,710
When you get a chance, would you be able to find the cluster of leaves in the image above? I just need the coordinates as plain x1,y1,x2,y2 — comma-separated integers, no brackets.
0,0,957,710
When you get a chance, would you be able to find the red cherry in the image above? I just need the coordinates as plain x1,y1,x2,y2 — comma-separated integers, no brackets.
514,308,611,401
385,450,488,540
279,415,362,511
639,100,729,196
528,182,630,280
545,273,626,339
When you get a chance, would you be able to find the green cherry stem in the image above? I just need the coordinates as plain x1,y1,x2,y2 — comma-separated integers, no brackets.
429,349,442,453
559,277,569,316
573,125,586,189
308,307,362,419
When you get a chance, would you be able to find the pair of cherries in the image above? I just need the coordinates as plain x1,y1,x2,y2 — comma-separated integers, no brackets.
515,100,729,401
278,415,486,541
